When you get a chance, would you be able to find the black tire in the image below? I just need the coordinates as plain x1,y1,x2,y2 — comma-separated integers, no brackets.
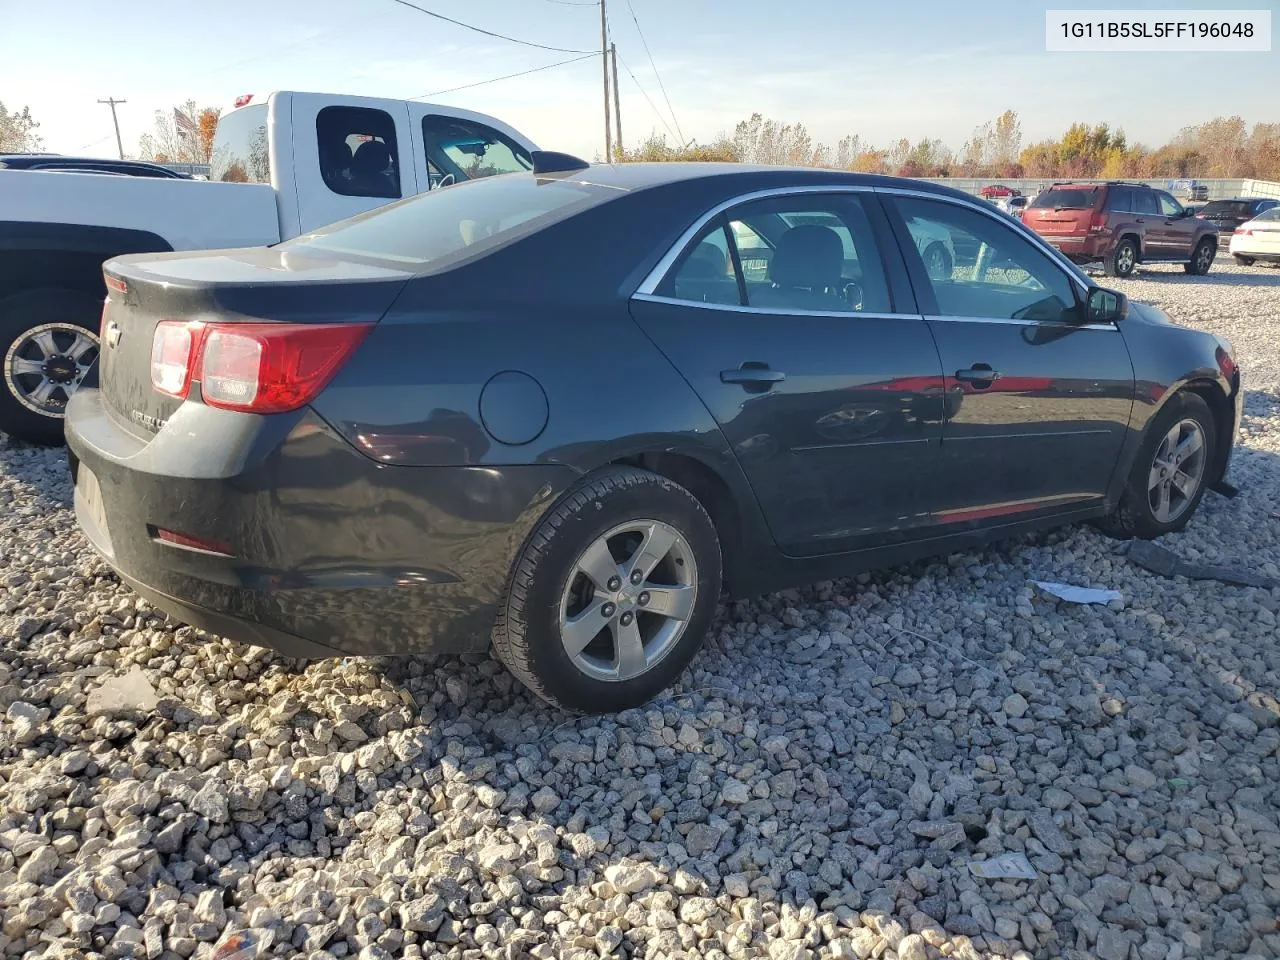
0,288,102,446
1104,238,1138,278
1095,392,1216,540
1185,237,1216,275
1233,255,1255,267
922,242,953,280
492,466,722,713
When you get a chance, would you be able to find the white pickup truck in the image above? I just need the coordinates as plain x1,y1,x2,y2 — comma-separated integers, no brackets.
0,90,538,444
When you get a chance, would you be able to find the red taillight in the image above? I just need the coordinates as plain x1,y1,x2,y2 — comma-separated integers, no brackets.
1234,228,1250,235
150,321,203,399
1216,346,1238,381
197,323,372,413
1088,211,1108,234
151,321,371,412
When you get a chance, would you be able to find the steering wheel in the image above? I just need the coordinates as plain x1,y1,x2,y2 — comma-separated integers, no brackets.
842,281,865,311
437,173,456,188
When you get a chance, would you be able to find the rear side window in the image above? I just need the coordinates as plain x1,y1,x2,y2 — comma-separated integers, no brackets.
317,106,400,200
422,116,532,188
210,104,270,183
1133,190,1159,215
1199,200,1254,217
1254,207,1280,222
288,173,612,268
1156,192,1183,217
1106,186,1134,212
1031,187,1099,210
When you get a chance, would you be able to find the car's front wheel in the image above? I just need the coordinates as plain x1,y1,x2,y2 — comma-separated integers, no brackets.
0,288,102,446
922,242,953,280
492,466,722,713
1105,238,1138,278
1185,237,1216,275
1096,391,1215,540
1233,254,1255,266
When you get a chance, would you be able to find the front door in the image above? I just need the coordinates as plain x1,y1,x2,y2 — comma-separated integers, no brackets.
1153,189,1196,261
630,191,947,557
883,194,1135,529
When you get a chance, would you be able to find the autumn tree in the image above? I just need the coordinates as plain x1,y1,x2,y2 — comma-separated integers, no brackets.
138,100,222,164
0,102,42,153
617,132,737,163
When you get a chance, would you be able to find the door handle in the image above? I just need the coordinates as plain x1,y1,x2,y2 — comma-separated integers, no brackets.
955,365,1001,384
1135,218,1145,223
721,363,785,392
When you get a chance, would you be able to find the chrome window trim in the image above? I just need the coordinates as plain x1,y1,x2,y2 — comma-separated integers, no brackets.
632,293,919,320
632,182,1096,307
926,314,1118,331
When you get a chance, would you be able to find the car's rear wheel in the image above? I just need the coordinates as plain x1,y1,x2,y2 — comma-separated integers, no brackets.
1105,238,1138,278
0,289,102,446
1096,392,1215,540
922,242,953,280
1233,254,1255,266
492,466,722,713
1185,237,1216,275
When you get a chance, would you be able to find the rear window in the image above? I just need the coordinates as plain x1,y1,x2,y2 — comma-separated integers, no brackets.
287,174,616,268
210,104,270,183
1198,201,1254,217
1031,187,1100,210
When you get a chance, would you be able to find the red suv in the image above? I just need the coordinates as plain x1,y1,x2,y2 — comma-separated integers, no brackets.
1021,181,1220,278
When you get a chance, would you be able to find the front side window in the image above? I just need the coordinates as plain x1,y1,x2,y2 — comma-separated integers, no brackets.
657,194,892,314
316,106,400,199
422,116,532,188
892,196,1080,324
210,103,270,183
1156,192,1184,218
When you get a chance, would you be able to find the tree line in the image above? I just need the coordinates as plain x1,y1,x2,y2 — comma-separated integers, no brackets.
5,98,1278,181
621,110,1280,181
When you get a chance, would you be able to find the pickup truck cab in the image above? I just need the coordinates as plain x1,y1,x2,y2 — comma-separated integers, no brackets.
0,90,537,444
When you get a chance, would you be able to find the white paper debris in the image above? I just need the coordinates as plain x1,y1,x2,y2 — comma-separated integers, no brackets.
86,666,159,717
1030,580,1122,605
968,852,1038,880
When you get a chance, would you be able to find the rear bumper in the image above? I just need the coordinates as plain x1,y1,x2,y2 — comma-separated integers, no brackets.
65,388,577,658
1033,233,1108,262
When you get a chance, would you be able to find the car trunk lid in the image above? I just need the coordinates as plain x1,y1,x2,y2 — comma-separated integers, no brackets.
1023,186,1102,235
99,246,413,441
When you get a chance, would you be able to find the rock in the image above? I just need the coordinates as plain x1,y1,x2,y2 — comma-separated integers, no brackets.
893,665,923,687
1002,693,1029,718
605,863,658,895
721,779,751,804
86,666,159,716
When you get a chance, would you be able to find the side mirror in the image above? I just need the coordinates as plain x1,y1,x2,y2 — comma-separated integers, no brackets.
1087,287,1127,324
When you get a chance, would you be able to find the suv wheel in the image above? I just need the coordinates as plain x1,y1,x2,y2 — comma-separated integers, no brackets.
1105,238,1138,278
1185,237,1216,275
491,466,722,713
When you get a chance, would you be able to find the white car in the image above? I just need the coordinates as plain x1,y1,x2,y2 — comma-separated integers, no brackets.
904,217,957,279
1229,206,1280,266
0,90,538,444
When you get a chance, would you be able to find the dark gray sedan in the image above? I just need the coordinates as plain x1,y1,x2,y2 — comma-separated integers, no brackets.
66,158,1242,713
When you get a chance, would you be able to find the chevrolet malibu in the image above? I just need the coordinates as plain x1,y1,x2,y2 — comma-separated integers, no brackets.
67,157,1242,713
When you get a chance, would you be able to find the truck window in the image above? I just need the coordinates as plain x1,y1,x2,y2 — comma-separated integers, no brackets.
316,106,401,200
210,104,270,183
422,115,532,188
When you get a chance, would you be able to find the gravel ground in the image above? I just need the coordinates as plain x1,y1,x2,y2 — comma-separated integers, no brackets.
2,256,1278,960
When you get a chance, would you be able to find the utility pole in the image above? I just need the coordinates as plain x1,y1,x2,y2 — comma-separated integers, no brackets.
98,98,126,159
600,0,612,162
610,43,622,160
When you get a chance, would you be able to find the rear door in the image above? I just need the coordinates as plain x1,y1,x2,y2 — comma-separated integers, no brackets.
630,189,948,557
289,94,417,234
882,192,1134,529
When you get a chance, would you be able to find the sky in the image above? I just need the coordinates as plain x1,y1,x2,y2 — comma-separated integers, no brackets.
1,0,1276,163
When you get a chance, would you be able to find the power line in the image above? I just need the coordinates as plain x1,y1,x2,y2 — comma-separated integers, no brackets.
539,0,597,5
410,53,596,99
618,53,678,142
386,0,592,54
623,0,684,145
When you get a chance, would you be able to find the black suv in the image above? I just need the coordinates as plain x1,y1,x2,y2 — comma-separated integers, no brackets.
1194,197,1280,235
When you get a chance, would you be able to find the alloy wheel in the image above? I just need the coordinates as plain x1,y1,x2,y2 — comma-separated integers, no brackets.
559,519,698,682
1196,242,1214,272
1116,244,1136,275
3,323,99,418
1147,418,1206,524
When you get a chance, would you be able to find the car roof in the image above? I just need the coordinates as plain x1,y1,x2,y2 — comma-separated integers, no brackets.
556,161,978,203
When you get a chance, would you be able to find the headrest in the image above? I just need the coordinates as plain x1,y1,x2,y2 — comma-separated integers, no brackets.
768,225,843,289
351,140,391,175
